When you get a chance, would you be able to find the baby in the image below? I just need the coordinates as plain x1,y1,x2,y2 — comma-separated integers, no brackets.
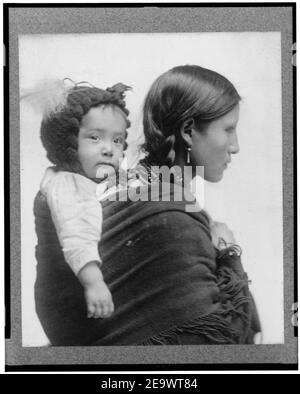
25,80,131,319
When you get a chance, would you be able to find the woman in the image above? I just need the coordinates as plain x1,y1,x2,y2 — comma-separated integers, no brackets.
34,65,260,345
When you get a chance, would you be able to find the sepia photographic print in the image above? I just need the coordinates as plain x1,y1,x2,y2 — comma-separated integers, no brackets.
4,4,298,371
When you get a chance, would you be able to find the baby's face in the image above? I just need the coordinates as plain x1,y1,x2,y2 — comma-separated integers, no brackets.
77,105,127,180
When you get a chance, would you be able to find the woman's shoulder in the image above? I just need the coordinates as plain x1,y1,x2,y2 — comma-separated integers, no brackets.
101,188,211,241
151,203,212,239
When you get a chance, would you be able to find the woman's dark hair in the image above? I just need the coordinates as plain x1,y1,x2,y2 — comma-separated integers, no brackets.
40,83,131,173
142,65,241,166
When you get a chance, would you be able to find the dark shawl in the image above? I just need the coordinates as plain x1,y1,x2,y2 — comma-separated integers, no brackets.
34,182,260,346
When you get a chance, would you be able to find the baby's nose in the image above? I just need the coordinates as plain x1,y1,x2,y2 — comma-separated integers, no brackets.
101,141,113,156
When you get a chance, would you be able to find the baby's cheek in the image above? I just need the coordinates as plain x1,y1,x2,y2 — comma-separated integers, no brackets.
114,150,124,169
115,148,125,161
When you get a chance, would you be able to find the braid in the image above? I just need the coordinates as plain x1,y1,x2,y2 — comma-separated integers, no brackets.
40,82,131,172
142,107,177,167
143,130,176,167
163,134,176,166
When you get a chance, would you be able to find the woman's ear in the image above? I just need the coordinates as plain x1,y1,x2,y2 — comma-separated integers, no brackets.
180,118,194,146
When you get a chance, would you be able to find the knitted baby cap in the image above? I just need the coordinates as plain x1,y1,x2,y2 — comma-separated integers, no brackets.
22,79,131,173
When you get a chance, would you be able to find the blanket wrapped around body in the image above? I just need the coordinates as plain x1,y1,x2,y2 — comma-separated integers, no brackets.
34,182,260,345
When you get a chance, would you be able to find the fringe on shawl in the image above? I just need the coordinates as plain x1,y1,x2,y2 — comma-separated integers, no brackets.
140,313,240,345
140,246,253,346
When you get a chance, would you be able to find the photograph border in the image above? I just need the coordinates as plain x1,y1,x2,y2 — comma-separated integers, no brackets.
4,2,298,371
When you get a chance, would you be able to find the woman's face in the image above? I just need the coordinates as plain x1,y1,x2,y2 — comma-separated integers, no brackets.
191,104,240,182
77,105,127,179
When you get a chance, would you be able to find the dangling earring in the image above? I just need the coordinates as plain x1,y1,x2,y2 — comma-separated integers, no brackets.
186,146,191,164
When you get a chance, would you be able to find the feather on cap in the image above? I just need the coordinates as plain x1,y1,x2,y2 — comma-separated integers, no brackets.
20,79,71,117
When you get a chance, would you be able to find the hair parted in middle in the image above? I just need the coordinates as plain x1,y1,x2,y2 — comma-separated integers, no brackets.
142,65,241,167
40,82,131,173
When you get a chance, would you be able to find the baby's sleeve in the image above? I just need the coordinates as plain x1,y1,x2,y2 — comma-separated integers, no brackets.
40,169,103,276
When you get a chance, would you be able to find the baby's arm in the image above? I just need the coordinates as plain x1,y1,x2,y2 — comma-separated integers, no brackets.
77,261,114,319
40,168,114,318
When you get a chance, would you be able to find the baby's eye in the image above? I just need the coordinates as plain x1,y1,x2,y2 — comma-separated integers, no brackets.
89,135,101,141
113,136,125,145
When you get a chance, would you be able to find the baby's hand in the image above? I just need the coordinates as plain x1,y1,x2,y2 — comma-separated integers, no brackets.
84,280,114,319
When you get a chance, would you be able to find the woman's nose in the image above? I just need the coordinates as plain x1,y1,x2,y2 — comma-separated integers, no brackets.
229,133,240,154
